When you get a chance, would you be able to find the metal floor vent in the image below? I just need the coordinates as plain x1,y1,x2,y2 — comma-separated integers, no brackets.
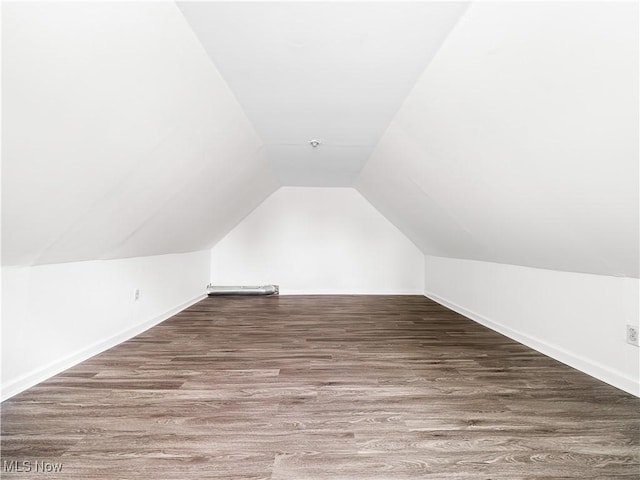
206,284,279,296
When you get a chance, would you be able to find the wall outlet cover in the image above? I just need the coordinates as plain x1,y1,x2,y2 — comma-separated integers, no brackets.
626,325,639,346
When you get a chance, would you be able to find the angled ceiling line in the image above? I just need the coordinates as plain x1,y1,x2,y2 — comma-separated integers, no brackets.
176,1,470,186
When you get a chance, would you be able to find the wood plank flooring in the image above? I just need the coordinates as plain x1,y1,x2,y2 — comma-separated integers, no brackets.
2,295,639,479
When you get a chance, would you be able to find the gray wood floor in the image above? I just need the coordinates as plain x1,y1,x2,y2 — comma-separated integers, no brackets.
2,295,639,479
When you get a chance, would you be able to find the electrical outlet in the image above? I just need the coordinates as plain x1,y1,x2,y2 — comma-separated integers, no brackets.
627,325,639,346
134,288,140,301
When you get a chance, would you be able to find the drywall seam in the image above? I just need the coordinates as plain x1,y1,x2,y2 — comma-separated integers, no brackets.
424,290,639,397
1,293,206,402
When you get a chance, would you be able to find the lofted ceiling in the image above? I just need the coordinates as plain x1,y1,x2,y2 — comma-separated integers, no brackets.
176,2,469,186
2,2,279,266
357,1,639,277
2,1,638,278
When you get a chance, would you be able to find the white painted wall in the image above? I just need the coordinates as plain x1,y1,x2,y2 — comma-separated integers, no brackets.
1,250,209,400
211,187,424,294
358,1,638,277
424,255,640,396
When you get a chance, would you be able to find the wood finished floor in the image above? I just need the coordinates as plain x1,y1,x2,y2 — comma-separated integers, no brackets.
1,295,639,479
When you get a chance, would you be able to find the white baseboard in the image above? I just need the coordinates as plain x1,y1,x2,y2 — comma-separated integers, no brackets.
1,294,206,402
424,290,639,397
279,290,424,295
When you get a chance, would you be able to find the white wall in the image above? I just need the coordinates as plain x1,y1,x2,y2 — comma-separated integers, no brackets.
1,250,209,400
358,1,638,277
211,187,424,294
424,255,640,396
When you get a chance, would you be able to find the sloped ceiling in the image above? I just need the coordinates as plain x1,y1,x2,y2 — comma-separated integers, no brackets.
2,2,278,266
358,1,639,278
177,2,469,186
3,2,637,279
